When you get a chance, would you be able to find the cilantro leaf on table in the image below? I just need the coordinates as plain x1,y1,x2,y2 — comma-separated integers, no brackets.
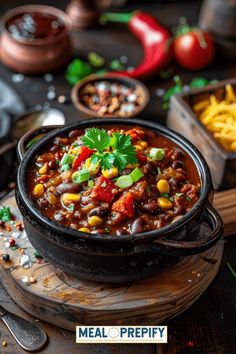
0,206,12,222
82,128,110,153
65,59,93,85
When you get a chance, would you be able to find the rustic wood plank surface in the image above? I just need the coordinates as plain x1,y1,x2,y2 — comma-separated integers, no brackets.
0,1,236,353
0,193,224,332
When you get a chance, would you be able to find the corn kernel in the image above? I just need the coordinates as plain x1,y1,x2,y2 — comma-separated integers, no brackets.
72,147,80,155
48,193,58,205
39,164,47,175
62,193,81,203
134,145,142,151
157,179,170,194
140,141,148,148
79,227,90,233
88,216,103,227
126,163,139,169
158,197,172,209
102,167,118,179
84,158,100,175
33,184,44,198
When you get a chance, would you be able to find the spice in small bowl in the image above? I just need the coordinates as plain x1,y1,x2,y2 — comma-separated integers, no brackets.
71,74,150,118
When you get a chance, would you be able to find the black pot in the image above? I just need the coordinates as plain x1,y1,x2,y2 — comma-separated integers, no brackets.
16,119,224,283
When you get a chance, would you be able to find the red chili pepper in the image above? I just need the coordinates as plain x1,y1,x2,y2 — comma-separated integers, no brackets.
93,176,118,203
112,192,135,218
137,151,147,164
104,11,172,80
72,146,94,169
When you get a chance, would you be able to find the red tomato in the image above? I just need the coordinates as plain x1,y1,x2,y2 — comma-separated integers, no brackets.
173,30,214,70
93,176,118,203
112,192,135,218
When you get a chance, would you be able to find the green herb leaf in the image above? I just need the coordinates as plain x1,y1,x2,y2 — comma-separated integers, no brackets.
88,52,105,67
0,206,11,222
161,193,169,198
82,128,110,153
110,133,137,171
65,59,93,85
99,153,115,170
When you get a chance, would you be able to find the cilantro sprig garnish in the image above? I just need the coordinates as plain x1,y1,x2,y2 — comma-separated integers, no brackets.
82,128,137,172
0,206,12,222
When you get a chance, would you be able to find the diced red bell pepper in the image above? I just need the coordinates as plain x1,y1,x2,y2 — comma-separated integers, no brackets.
112,192,135,218
93,176,118,203
72,146,94,169
125,128,145,141
137,151,147,164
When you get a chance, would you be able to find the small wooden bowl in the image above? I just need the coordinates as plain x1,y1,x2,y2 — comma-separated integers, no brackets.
71,73,150,118
167,78,236,190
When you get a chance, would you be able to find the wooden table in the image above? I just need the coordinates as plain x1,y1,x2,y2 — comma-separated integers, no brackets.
0,1,236,353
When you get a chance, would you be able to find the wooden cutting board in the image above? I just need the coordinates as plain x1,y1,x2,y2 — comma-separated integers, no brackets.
0,191,229,331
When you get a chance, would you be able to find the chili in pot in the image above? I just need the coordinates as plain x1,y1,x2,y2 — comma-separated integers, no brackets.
28,126,200,236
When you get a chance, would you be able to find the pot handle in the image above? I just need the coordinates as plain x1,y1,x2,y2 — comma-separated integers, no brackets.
17,125,61,161
154,204,223,255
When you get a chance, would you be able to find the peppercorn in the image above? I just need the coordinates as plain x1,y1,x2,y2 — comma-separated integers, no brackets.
2,254,10,262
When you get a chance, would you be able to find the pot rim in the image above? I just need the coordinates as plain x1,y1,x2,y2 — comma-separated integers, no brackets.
17,118,212,243
1,4,72,46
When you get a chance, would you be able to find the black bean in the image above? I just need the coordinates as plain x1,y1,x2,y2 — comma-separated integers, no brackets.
48,160,56,169
88,206,109,217
0,220,5,227
159,213,172,223
170,148,184,161
54,213,65,222
122,168,132,175
130,217,145,234
68,129,83,138
169,178,180,190
143,161,156,175
173,205,184,216
57,183,81,194
50,144,60,152
172,160,184,169
37,198,49,208
139,202,160,215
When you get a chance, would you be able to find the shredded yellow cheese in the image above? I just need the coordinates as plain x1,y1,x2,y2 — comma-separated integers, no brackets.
193,84,236,152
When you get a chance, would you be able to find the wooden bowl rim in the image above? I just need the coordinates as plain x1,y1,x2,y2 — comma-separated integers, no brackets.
71,73,150,118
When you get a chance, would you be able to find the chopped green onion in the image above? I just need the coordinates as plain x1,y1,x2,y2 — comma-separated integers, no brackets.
88,180,95,188
176,193,184,197
116,175,134,189
60,164,70,172
129,167,144,182
186,196,192,201
157,167,162,175
60,153,75,166
72,169,90,183
169,197,174,202
68,204,75,211
150,148,165,160
161,193,169,198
